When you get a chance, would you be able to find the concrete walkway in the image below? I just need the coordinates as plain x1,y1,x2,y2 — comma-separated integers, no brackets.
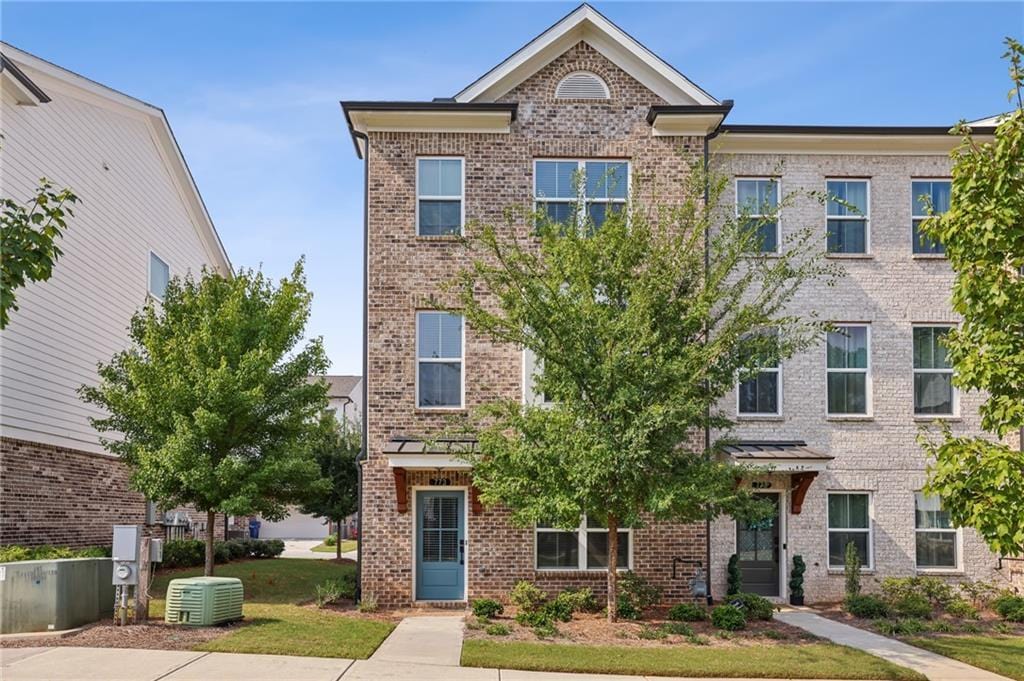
280,539,358,561
369,615,465,666
777,609,1012,681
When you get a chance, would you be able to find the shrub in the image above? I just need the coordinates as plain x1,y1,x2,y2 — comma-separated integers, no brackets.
891,594,933,619
358,592,378,613
213,541,232,564
257,538,285,558
323,535,336,546
162,539,205,568
710,604,746,631
667,603,707,622
844,542,861,599
957,580,998,607
223,539,247,561
542,597,573,623
617,572,660,618
510,580,547,614
0,545,112,563
485,623,510,636
637,625,668,640
844,594,891,619
616,595,641,620
314,579,346,608
726,554,742,595
532,622,557,638
556,587,599,613
471,599,504,619
660,621,694,636
728,592,773,621
944,598,979,619
880,576,953,607
515,610,551,628
873,618,928,636
993,595,1024,622
789,554,806,600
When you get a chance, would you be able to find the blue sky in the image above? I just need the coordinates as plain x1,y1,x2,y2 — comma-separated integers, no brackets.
4,2,1020,373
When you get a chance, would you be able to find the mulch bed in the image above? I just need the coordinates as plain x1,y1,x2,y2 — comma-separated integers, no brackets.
813,602,1024,638
0,620,237,650
464,604,821,648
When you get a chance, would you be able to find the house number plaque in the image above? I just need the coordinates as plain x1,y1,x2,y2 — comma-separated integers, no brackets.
429,478,453,486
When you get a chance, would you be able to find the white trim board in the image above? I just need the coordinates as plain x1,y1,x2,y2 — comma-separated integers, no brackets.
454,4,718,106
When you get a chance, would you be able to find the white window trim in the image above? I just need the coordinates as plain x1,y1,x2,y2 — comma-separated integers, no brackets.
522,348,553,407
826,491,875,570
414,311,466,410
825,178,871,254
826,323,872,417
534,516,633,572
910,178,950,257
416,156,465,237
735,177,781,254
148,250,169,302
912,323,959,418
533,159,631,229
914,492,962,572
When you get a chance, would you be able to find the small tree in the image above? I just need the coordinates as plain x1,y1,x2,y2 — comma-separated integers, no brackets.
299,413,360,559
1,176,77,328
450,160,836,620
81,261,329,575
789,555,806,605
844,542,861,599
919,38,1024,557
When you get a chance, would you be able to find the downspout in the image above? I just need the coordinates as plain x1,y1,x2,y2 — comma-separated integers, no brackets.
702,109,729,606
353,129,370,602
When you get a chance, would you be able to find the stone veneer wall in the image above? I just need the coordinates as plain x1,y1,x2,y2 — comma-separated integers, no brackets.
708,153,1018,601
1,437,227,548
362,42,710,606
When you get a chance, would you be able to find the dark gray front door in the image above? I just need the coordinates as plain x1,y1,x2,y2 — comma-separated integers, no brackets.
736,493,780,597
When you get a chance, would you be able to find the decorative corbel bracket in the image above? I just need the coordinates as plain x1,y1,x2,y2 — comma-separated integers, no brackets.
394,467,408,513
790,471,818,515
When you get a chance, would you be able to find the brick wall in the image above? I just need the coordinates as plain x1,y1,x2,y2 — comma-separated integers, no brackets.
1,437,227,548
708,153,1015,601
362,42,708,606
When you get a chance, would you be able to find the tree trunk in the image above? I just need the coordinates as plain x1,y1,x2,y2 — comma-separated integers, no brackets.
336,520,342,560
205,509,216,577
607,514,619,623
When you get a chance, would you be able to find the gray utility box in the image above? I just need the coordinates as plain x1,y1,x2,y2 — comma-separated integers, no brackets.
0,558,115,634
112,524,141,586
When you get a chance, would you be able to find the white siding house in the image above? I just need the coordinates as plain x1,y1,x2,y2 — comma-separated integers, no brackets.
0,43,231,547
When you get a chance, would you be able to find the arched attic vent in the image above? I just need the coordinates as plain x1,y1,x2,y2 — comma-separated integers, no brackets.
555,71,610,99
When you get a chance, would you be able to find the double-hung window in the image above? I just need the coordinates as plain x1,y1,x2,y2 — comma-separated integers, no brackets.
416,311,463,408
827,325,870,415
534,160,628,230
736,178,779,253
827,492,872,568
417,158,464,236
915,493,958,569
535,517,631,570
737,329,781,416
911,180,950,255
826,180,869,254
913,326,956,416
522,348,552,406
149,252,170,300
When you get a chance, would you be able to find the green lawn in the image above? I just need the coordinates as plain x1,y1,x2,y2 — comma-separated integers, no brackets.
461,640,926,680
151,558,392,658
311,540,358,554
907,636,1024,681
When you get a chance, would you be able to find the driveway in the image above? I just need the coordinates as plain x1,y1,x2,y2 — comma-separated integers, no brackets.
280,539,356,560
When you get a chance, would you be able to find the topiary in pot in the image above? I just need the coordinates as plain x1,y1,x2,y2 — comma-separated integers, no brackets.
726,554,742,596
789,554,806,606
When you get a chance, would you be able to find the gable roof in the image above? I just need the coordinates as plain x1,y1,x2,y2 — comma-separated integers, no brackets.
1,42,232,275
1,53,50,105
454,3,719,106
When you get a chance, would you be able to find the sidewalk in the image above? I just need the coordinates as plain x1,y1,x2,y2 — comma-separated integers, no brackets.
776,609,1012,681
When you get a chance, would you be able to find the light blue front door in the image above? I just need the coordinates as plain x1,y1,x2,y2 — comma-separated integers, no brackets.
415,490,465,601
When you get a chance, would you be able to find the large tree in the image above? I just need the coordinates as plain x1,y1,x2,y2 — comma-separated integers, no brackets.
920,38,1024,557
1,175,77,329
81,261,330,575
299,412,360,559
450,161,837,619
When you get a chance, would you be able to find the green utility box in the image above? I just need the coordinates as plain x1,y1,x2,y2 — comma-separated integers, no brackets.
164,576,243,626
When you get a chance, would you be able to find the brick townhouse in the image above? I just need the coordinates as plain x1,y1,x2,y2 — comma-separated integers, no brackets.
0,44,234,547
342,4,1020,606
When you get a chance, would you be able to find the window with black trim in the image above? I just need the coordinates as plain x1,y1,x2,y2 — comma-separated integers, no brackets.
535,516,630,570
